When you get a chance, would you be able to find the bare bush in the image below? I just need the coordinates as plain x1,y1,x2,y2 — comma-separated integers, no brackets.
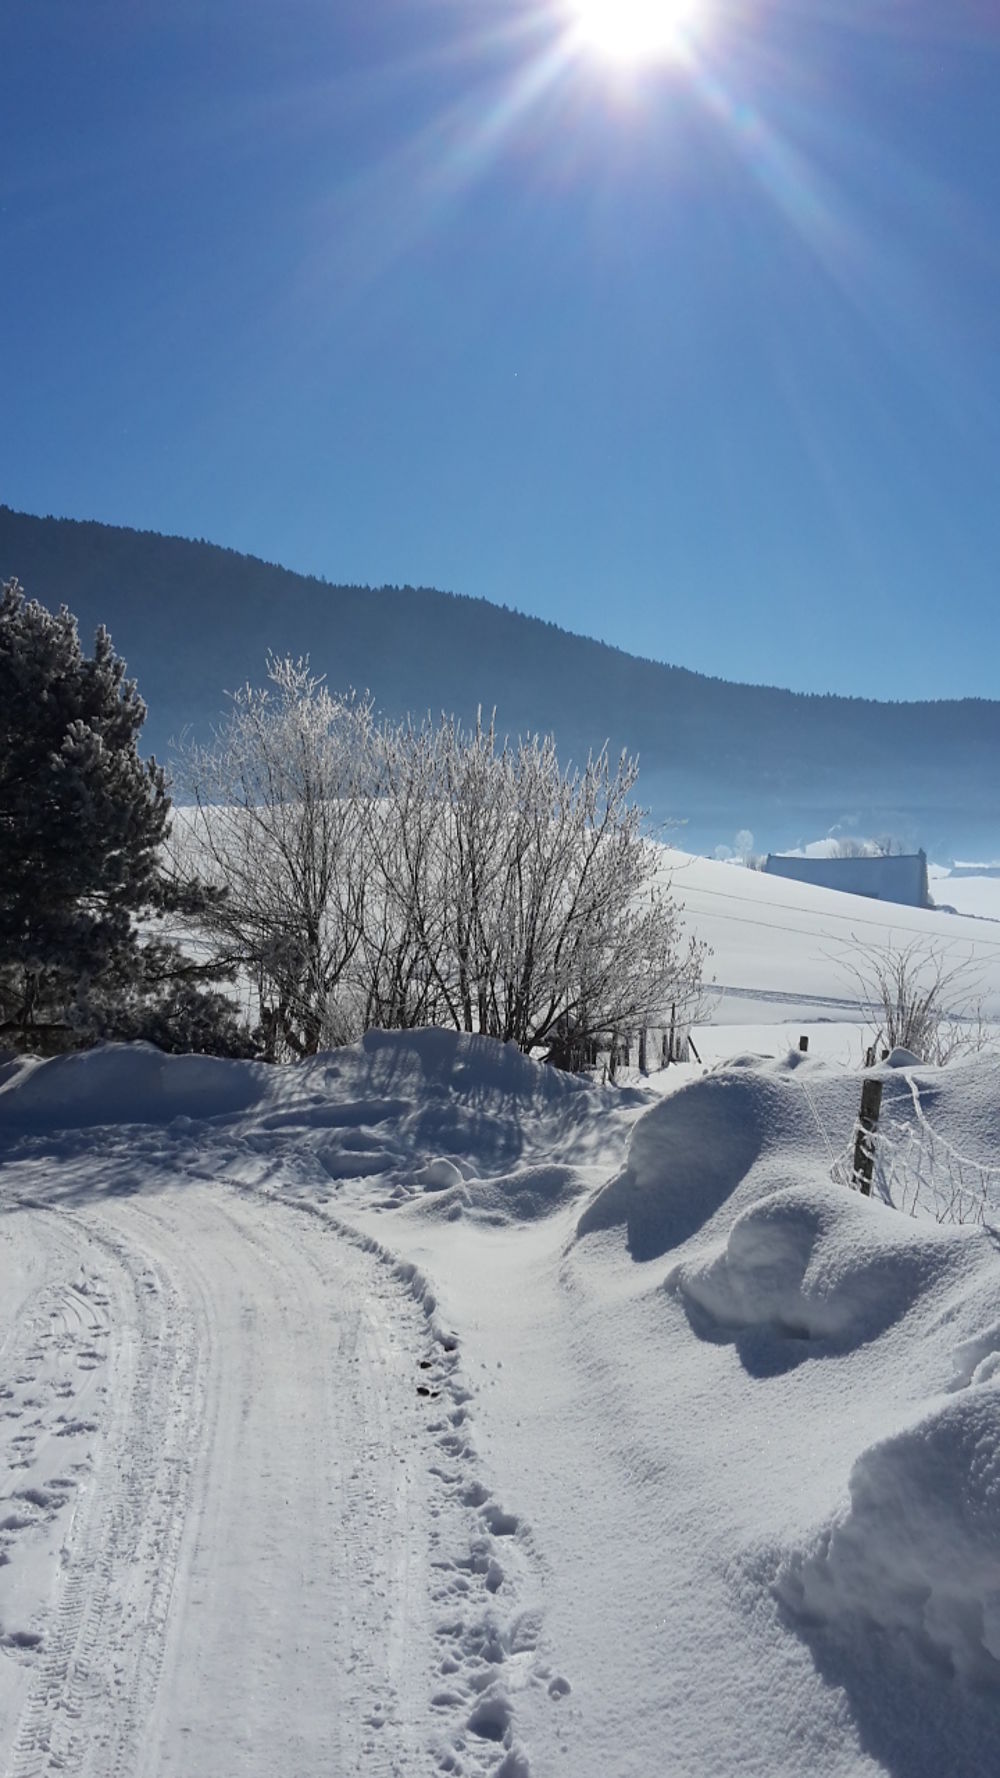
175,664,708,1063
176,657,376,1058
837,936,991,1066
426,716,707,1055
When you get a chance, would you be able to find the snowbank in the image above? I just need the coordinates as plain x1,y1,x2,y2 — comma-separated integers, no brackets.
576,1060,838,1259
0,1042,267,1127
570,1045,1000,1761
0,1028,603,1135
779,1387,1000,1685
668,1182,957,1355
0,1029,634,1227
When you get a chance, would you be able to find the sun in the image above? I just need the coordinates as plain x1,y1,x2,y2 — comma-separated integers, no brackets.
566,0,704,64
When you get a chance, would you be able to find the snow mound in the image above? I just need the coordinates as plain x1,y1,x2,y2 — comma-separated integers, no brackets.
576,1051,1000,1272
414,1156,466,1192
411,1161,585,1226
576,1070,807,1260
668,1182,956,1358
779,1388,1000,1685
885,1046,922,1069
0,1042,267,1128
288,1032,624,1196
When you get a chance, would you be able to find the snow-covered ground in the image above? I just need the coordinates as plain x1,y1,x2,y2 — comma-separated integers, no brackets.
662,848,1000,1048
2,860,1000,1777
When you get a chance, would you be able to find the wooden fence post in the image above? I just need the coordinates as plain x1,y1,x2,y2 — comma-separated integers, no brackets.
638,1027,647,1074
852,1078,884,1197
799,1034,809,1053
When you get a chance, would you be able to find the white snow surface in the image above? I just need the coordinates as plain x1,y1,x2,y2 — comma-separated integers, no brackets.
2,1020,1000,1777
659,848,1000,1027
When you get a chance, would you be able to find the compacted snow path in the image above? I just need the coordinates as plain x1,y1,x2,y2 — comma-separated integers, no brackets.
126,1184,429,1778
1,1179,538,1778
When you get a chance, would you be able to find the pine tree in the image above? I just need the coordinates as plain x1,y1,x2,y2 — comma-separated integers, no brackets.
0,578,246,1053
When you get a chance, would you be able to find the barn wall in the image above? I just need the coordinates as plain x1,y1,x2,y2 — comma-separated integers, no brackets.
763,851,928,907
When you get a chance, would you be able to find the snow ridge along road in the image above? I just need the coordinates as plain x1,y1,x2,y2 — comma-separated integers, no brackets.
1,1179,542,1778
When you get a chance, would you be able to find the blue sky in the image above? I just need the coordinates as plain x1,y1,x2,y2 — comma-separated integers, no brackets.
2,0,998,699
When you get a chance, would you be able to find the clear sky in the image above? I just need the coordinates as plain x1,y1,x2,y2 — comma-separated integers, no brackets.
2,0,998,700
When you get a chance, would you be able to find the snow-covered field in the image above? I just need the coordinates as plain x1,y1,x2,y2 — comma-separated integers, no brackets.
665,849,1000,1056
2,860,1000,1777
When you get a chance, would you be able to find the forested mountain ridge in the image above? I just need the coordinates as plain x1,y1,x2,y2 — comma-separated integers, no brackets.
2,505,997,857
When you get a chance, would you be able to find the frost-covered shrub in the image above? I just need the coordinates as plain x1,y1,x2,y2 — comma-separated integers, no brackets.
179,662,709,1062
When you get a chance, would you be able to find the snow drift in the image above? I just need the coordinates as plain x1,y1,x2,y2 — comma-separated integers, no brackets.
0,1028,633,1229
668,1183,959,1356
779,1387,1000,1685
572,1047,1000,1761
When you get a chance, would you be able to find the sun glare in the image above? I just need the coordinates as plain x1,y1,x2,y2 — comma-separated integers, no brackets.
567,0,704,64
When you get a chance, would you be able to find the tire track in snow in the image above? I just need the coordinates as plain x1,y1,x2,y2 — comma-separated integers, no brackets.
139,1187,421,1777
1,1204,203,1778
238,1182,556,1778
3,1176,555,1777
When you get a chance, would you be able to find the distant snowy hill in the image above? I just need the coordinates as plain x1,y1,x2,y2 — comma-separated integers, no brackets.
2,504,998,856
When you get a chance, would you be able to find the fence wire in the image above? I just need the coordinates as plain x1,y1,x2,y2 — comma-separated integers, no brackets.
827,1074,1000,1227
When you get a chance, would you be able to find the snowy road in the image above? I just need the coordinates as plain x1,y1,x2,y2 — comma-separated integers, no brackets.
127,1186,427,1778
1,1180,534,1778
5,1025,1000,1778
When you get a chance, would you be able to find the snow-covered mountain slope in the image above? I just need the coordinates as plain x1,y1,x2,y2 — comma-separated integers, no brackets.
2,1024,999,1778
4,506,1000,858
